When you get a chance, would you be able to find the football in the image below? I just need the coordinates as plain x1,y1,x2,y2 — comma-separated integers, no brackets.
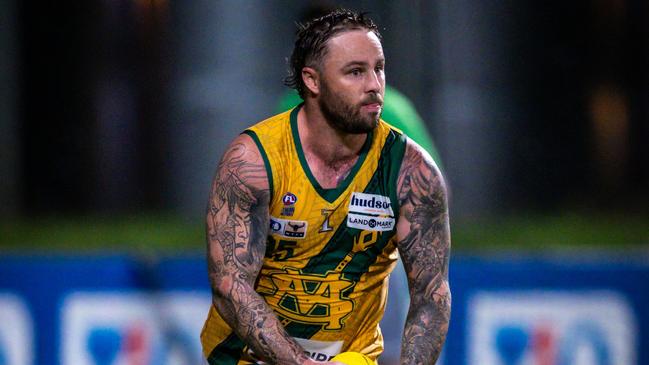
331,351,376,365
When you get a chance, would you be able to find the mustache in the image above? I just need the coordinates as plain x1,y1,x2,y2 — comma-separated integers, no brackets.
361,93,383,105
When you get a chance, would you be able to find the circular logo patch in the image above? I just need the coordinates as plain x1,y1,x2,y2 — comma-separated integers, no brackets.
282,192,298,206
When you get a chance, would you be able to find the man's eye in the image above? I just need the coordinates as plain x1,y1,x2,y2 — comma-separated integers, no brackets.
350,69,362,76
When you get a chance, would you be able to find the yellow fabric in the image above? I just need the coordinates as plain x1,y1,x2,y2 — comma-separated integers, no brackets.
331,351,377,365
202,108,403,363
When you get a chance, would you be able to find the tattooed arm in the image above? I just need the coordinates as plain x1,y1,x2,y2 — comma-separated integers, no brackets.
395,139,451,364
206,134,326,365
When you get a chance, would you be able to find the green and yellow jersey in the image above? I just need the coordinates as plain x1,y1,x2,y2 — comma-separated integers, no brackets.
201,105,407,364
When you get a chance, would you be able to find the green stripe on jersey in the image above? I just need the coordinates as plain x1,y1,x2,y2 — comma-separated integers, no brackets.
207,333,245,365
284,318,325,339
242,130,274,201
303,128,407,279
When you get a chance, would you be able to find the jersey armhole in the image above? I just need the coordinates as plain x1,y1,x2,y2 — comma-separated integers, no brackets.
387,129,408,216
241,129,274,202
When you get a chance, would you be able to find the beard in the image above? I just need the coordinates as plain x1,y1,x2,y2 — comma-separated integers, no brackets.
318,79,382,134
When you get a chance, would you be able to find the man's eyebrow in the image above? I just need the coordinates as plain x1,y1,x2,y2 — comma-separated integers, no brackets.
342,61,369,68
342,58,385,68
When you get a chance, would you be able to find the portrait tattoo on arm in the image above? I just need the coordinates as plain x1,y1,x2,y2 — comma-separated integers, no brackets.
206,136,308,364
396,141,452,365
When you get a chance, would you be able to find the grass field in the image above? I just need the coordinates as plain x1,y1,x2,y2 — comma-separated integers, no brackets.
451,212,649,252
1,212,648,254
0,214,204,253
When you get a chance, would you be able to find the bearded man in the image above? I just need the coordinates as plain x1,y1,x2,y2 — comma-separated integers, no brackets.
201,9,451,365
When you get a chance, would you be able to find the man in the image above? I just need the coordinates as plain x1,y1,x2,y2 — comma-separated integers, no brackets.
276,5,443,170
201,9,451,364
276,9,445,363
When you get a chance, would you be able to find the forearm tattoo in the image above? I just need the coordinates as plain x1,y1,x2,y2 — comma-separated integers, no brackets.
206,140,307,364
397,142,451,365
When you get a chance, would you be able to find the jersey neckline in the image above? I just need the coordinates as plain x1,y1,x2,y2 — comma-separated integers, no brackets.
290,104,373,203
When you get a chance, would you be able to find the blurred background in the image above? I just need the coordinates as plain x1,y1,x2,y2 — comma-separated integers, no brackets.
1,1,648,365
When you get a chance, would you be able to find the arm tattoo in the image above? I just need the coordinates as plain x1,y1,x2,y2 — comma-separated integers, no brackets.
396,142,451,365
206,139,307,364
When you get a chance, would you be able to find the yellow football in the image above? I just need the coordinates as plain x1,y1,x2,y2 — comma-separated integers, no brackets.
331,351,376,365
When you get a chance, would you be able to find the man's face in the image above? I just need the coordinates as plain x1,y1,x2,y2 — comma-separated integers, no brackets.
316,29,385,134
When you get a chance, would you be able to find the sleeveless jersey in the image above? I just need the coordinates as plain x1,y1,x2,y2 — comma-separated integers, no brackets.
201,105,407,364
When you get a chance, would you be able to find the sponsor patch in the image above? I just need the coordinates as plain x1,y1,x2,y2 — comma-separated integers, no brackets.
245,338,341,364
282,192,297,205
348,192,394,216
269,216,308,239
295,338,343,362
281,206,295,216
281,192,297,216
347,213,395,231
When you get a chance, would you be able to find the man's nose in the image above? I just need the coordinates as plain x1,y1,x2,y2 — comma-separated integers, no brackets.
365,70,383,93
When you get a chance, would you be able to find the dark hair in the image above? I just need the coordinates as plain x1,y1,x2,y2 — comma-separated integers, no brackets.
284,9,382,99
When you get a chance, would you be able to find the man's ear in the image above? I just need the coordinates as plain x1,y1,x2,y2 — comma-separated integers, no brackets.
302,66,320,96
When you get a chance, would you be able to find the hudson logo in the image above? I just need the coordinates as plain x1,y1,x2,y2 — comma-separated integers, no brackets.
259,268,355,330
347,192,395,231
348,192,394,216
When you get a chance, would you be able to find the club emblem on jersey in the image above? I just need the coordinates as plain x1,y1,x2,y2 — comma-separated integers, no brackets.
281,192,298,216
259,268,355,330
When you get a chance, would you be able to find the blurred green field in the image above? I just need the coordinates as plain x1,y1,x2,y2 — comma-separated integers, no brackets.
1,212,647,253
452,212,649,252
0,214,205,254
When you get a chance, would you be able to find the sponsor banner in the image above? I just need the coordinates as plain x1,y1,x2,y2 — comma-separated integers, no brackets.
349,192,394,216
468,291,636,365
1,255,648,365
0,293,34,365
347,212,395,231
61,291,211,365
270,216,308,239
